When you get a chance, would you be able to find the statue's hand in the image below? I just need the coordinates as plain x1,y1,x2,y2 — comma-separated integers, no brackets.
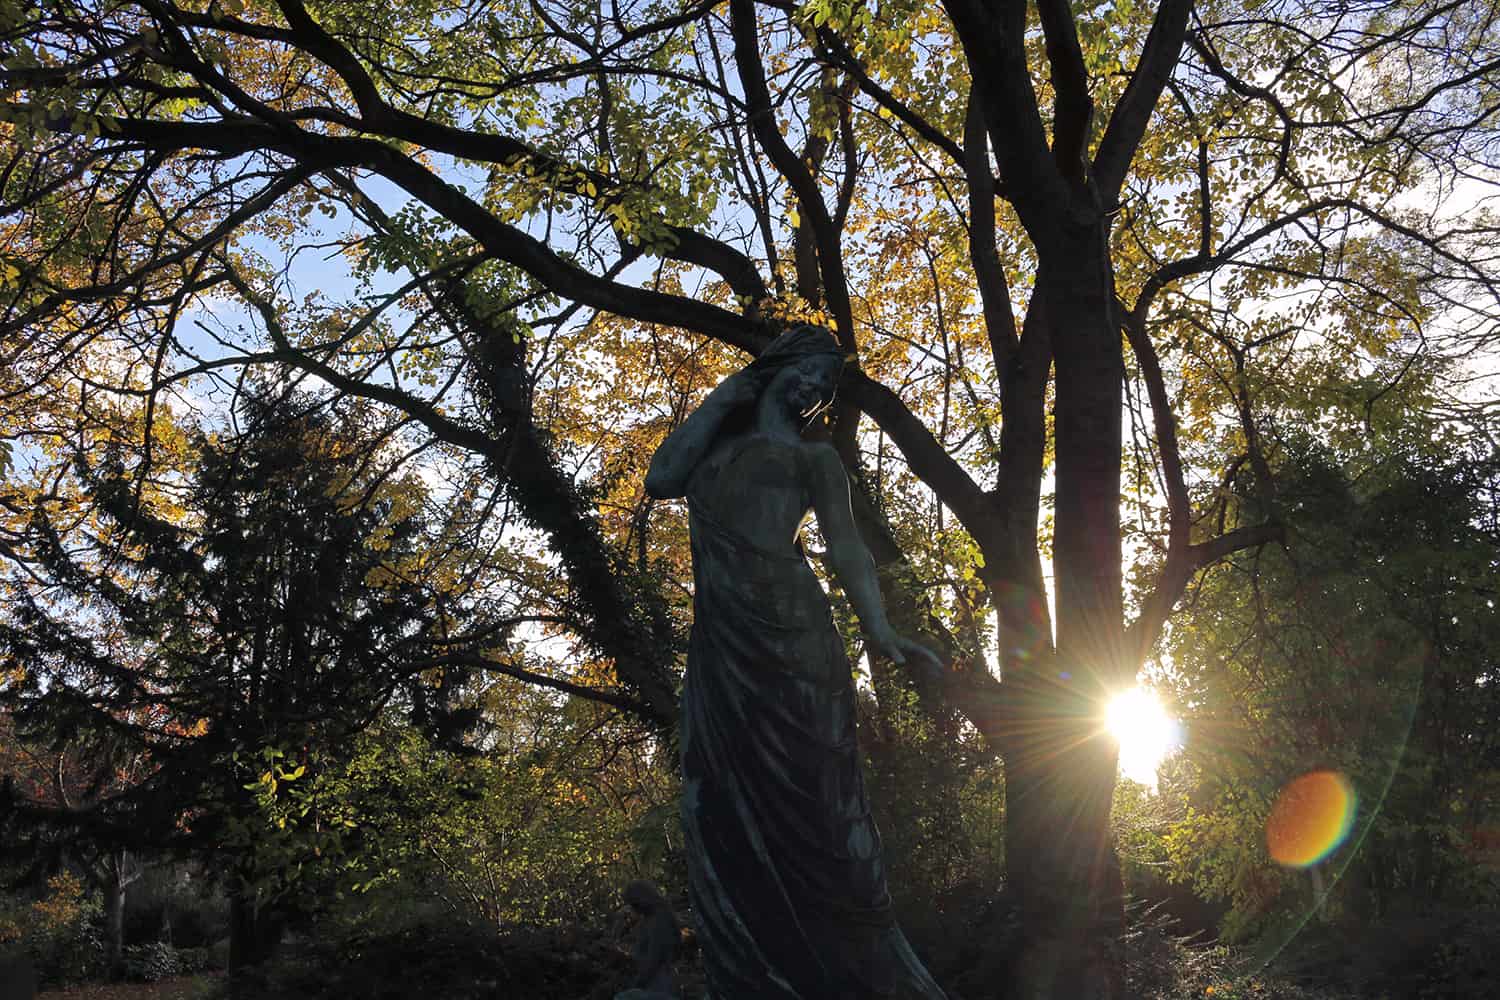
896,636,947,684
710,370,761,407
868,629,946,683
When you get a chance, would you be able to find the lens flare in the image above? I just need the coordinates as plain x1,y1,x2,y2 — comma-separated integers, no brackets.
1265,770,1357,868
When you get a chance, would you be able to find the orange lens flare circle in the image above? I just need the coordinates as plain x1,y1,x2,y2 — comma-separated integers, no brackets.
1265,770,1357,868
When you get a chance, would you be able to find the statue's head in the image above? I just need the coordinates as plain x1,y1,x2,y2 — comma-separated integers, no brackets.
746,324,846,424
748,324,843,373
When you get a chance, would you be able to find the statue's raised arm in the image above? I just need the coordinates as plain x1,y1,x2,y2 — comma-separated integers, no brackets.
644,371,759,499
656,324,948,1000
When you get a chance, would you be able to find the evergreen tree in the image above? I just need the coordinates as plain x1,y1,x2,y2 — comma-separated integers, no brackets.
1,387,463,971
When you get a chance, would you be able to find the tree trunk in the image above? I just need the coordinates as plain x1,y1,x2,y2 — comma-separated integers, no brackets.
228,889,284,977
1002,243,1129,1000
1004,707,1123,1000
103,871,125,980
91,848,135,981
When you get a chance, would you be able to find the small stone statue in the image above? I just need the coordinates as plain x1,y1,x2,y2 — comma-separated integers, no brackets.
614,880,677,1000
645,325,948,999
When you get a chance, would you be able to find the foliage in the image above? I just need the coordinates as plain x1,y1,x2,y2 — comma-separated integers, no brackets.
232,919,636,1000
1123,932,1361,1000
176,945,215,974
123,941,183,982
0,385,477,963
1112,768,1199,908
1258,902,1500,999
329,695,677,930
1159,420,1500,941
861,684,1006,942
0,871,107,985
120,865,226,950
28,870,92,935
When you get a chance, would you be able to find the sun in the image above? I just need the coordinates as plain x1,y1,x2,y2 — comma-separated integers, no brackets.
1106,687,1180,788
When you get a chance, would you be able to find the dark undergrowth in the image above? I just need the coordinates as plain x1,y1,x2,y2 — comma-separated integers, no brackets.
204,901,1497,999
29,896,1499,1000
221,921,645,1000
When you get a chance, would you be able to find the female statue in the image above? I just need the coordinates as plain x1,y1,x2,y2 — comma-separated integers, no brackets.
645,325,948,999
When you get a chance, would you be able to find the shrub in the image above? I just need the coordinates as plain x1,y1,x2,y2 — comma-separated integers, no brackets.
1267,901,1500,999
170,893,229,949
6,872,105,986
124,941,183,982
207,936,231,970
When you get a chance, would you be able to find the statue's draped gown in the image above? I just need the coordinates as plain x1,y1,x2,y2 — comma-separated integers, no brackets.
680,435,946,1000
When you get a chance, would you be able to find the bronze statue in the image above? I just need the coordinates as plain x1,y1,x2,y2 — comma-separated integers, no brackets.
646,325,947,999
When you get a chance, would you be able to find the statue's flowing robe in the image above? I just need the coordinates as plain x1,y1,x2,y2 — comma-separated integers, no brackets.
680,438,946,1000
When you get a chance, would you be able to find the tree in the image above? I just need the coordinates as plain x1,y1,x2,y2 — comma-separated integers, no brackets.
1162,418,1500,943
3,1,1498,994
0,386,469,970
0,710,151,977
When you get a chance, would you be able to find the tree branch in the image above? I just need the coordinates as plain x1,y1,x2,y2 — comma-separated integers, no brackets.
728,0,856,348
941,0,1070,241
964,92,1020,371
842,370,999,554
1093,0,1193,202
1126,519,1283,664
1035,0,1094,183
816,27,965,166
1121,304,1190,558
222,267,682,730
417,652,653,716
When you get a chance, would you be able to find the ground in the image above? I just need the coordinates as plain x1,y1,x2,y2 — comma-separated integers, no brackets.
37,976,219,1000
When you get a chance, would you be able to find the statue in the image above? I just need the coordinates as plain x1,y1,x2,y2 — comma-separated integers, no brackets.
645,325,948,999
614,880,679,999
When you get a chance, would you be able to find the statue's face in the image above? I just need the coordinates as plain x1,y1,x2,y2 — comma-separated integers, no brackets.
768,354,842,420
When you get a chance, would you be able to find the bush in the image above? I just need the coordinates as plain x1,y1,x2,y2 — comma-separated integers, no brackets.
124,941,183,982
1125,933,1358,1000
2,871,105,986
177,945,215,974
1264,901,1500,999
42,926,105,985
170,893,229,949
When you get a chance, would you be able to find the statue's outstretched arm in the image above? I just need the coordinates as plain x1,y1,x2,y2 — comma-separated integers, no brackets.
645,372,758,498
804,443,944,678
